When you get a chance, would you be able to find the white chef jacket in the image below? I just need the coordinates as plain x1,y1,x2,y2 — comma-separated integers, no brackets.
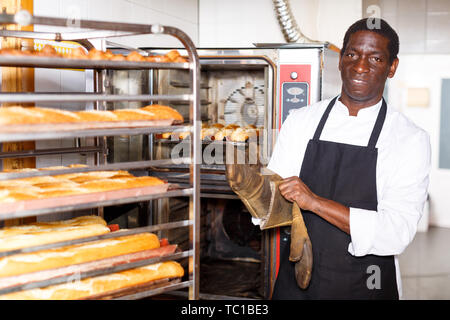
267,97,431,298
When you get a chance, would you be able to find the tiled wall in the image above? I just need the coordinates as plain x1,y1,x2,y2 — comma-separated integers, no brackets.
30,0,199,169
34,0,199,48
198,0,361,48
362,0,450,228
364,0,450,53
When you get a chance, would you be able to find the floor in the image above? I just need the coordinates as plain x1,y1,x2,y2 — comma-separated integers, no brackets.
399,226,450,300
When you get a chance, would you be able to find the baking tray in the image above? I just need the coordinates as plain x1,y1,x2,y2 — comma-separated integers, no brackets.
0,188,193,221
0,55,189,70
0,122,189,142
84,278,183,300
0,244,178,291
0,119,181,133
0,182,169,216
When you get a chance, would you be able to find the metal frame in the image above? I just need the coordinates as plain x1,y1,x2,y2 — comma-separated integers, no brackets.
0,11,201,300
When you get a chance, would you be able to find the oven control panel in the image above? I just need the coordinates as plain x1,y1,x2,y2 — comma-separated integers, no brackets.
279,64,311,125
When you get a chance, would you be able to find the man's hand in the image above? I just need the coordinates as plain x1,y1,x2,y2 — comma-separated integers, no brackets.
279,176,351,234
278,176,319,212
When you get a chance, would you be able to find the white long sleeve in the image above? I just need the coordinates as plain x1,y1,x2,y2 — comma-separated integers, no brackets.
347,121,431,257
268,98,431,255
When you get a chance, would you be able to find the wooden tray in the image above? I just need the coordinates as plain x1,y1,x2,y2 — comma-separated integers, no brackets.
0,183,169,215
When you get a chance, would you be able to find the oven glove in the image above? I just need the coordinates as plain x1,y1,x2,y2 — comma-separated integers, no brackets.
226,163,312,289
290,202,313,290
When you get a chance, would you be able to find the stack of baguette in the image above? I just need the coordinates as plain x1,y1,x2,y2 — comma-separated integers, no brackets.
0,165,165,203
158,122,262,142
0,45,187,63
0,215,184,300
0,104,183,125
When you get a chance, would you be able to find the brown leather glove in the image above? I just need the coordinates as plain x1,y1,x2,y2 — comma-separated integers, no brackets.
225,161,313,289
290,202,313,289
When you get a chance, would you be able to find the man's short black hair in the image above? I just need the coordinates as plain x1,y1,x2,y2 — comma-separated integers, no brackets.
341,18,399,65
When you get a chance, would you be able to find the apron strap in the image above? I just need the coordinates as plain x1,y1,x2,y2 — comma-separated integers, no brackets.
312,96,338,141
313,96,388,149
367,98,387,149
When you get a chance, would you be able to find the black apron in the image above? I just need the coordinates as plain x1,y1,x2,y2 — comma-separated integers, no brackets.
272,96,398,300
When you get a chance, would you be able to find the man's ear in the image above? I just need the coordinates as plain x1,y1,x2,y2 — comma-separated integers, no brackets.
338,53,342,72
388,58,399,78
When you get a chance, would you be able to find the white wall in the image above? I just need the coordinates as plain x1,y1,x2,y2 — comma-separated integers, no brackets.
199,0,361,48
388,54,450,228
29,0,199,169
34,0,199,48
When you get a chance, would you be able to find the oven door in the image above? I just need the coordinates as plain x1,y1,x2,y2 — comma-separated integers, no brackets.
149,53,276,194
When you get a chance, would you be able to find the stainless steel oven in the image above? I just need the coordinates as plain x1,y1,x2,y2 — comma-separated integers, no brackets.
145,44,341,191
105,43,341,299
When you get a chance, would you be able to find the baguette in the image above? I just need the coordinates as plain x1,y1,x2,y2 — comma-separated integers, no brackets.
53,170,130,183
0,216,109,252
0,105,183,125
0,261,184,300
76,110,119,122
0,46,186,64
28,107,80,123
0,223,110,253
0,190,41,202
0,215,106,233
0,106,44,125
0,233,160,277
0,169,164,203
112,109,157,121
79,176,164,192
140,104,184,122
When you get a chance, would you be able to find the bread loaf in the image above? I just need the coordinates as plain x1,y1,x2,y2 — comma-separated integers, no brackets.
35,45,59,57
0,105,182,125
0,190,41,202
79,176,164,193
0,106,44,125
140,104,184,122
145,55,170,63
229,127,257,142
109,54,126,61
66,47,88,60
87,48,107,60
28,107,81,123
0,46,186,64
112,109,157,121
0,166,165,204
0,232,160,277
0,216,109,252
58,170,131,183
76,110,119,122
0,261,184,300
126,51,145,62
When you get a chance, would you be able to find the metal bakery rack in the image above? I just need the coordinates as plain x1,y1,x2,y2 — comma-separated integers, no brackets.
0,11,201,300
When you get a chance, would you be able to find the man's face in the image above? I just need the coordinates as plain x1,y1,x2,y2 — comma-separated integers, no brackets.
339,30,399,108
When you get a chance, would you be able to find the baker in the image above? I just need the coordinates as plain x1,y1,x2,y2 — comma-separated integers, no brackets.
226,18,431,300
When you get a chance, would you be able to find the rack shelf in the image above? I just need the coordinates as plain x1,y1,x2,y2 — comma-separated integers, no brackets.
0,124,190,142
0,11,201,300
0,55,189,70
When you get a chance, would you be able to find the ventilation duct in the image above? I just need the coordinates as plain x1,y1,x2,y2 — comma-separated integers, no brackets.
272,0,340,51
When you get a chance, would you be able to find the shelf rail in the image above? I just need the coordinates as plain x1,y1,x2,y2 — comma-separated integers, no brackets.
0,11,201,300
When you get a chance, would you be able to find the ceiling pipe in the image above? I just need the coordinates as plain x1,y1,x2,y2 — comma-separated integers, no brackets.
272,0,340,52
